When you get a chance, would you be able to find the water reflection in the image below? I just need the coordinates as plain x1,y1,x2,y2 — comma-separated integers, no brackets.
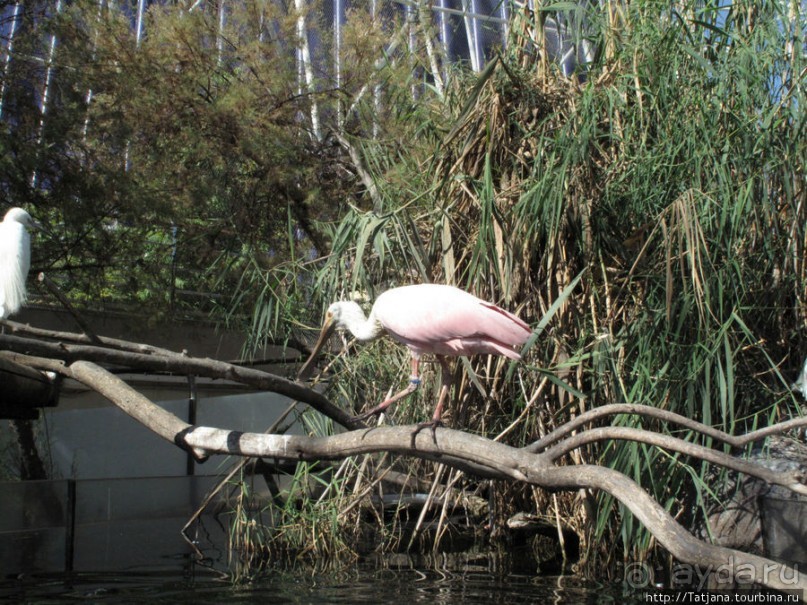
1,568,635,604
0,390,638,603
0,475,642,603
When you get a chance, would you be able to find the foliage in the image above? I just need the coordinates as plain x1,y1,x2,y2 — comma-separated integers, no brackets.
295,0,806,577
2,0,805,582
225,458,360,581
0,0,392,323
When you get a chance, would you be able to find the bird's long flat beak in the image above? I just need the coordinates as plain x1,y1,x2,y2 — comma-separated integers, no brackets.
297,317,336,381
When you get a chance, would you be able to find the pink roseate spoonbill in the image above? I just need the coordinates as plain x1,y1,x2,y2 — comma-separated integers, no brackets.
0,207,39,319
297,284,531,428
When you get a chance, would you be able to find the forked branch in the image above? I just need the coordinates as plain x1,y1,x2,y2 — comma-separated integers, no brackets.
62,360,807,597
2,329,806,598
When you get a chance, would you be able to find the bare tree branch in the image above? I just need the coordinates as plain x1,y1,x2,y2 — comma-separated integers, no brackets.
1,319,309,363
36,273,103,344
527,403,738,452
50,360,807,597
4,328,807,597
67,360,207,460
543,425,807,495
527,403,807,453
0,334,361,429
2,318,183,357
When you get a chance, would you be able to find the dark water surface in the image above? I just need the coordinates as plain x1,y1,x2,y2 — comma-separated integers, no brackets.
0,472,641,603
1,568,636,604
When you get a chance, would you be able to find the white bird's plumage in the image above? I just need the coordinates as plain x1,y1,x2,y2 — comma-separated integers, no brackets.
0,207,36,319
792,357,807,400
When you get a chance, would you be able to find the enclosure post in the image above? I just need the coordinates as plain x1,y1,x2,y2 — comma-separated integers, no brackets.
186,375,198,476
65,479,76,574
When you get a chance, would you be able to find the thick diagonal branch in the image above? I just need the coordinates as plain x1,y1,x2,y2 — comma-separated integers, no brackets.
57,360,807,597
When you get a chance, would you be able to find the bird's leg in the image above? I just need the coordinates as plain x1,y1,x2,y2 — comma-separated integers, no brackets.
412,357,451,442
429,357,452,425
352,357,421,422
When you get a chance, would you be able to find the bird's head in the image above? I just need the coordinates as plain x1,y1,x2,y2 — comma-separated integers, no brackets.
4,207,41,230
324,301,366,330
297,301,367,381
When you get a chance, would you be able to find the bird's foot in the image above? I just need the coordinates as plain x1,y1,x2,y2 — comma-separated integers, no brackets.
411,418,444,445
351,405,394,424
350,409,380,424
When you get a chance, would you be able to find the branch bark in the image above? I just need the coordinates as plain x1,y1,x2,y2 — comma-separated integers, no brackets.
0,333,361,430
54,360,807,597
4,329,807,598
527,403,807,453
543,425,807,495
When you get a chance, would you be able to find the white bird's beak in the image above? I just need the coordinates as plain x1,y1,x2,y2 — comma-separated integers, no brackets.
297,315,337,381
22,214,43,231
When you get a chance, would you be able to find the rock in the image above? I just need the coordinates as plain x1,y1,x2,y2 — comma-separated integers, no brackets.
704,435,807,564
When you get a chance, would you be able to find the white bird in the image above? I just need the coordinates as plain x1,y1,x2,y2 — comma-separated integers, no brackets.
0,207,38,319
792,357,807,400
298,284,531,428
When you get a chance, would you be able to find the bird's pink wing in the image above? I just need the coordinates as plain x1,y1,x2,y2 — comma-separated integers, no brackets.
373,285,530,358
